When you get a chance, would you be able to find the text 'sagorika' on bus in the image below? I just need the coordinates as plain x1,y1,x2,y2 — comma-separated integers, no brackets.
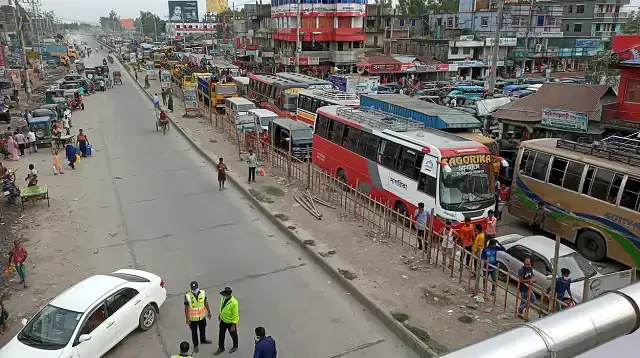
312,105,499,231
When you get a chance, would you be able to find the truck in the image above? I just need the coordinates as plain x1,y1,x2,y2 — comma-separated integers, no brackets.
197,76,238,111
41,44,71,66
359,94,482,131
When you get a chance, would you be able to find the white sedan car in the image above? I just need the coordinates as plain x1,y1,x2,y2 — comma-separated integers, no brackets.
494,234,597,303
0,269,167,358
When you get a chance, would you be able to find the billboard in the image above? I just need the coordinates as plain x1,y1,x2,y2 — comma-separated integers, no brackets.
168,1,199,22
206,0,228,13
120,18,135,29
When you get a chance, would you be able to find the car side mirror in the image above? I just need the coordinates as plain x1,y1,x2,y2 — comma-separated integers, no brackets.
78,334,92,343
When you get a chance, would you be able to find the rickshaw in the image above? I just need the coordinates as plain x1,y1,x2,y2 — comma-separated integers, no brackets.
113,71,123,85
64,89,83,110
45,89,65,104
96,65,110,77
29,116,54,145
85,69,96,81
93,76,105,91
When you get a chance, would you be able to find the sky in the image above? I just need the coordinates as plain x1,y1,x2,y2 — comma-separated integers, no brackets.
42,0,257,23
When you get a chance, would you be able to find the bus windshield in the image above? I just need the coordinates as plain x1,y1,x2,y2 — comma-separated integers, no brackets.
439,155,493,210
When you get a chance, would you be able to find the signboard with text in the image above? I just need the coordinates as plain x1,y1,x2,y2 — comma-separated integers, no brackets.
441,154,492,178
168,1,199,22
183,85,198,113
541,108,588,132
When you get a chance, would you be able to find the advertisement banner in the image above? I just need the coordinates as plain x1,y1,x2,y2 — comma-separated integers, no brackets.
183,85,198,113
169,1,199,22
206,0,227,13
541,108,588,132
245,44,258,51
485,37,517,47
369,63,400,73
575,39,597,48
299,57,319,66
160,70,172,89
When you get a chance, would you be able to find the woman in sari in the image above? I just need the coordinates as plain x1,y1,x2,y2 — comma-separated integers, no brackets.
7,135,19,161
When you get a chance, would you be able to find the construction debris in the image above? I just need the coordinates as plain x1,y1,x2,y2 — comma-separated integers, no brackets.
292,190,328,220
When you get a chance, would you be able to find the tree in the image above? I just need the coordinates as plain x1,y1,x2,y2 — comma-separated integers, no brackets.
621,11,640,34
99,10,121,31
134,11,166,38
426,0,460,12
585,47,620,88
396,0,426,16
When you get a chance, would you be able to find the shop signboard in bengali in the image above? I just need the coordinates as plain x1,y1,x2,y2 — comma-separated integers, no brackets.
455,60,485,68
246,50,258,56
369,63,400,73
183,85,198,113
245,44,258,51
313,4,334,13
541,108,588,132
435,63,458,72
576,39,597,48
424,64,437,72
485,38,517,47
262,51,274,58
336,3,363,12
299,57,319,65
441,154,492,178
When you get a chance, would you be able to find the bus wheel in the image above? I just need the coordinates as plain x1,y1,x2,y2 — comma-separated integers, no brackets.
577,231,607,262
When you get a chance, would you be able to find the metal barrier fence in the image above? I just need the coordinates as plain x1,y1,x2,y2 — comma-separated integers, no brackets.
194,95,611,320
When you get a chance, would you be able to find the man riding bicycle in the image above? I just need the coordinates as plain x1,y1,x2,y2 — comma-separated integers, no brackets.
159,110,168,124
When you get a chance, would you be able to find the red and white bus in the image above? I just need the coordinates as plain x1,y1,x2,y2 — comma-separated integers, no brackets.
313,105,496,230
297,88,359,126
248,73,308,119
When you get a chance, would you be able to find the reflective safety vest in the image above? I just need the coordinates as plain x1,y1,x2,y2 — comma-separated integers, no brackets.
219,296,239,324
185,290,207,321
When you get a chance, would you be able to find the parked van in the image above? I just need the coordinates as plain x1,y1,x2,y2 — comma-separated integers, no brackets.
225,97,256,132
268,117,313,159
248,109,278,132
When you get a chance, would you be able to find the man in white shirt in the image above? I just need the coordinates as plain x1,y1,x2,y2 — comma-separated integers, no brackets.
27,129,37,153
14,131,25,156
99,79,105,91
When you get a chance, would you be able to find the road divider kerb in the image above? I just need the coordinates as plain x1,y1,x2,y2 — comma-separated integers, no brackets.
103,41,437,358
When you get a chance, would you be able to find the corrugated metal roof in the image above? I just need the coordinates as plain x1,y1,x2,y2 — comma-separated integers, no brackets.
363,94,481,129
492,83,615,123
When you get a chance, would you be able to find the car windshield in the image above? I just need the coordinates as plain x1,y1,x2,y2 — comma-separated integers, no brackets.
18,304,83,350
557,252,597,282
439,155,494,211
292,129,313,143
260,116,274,127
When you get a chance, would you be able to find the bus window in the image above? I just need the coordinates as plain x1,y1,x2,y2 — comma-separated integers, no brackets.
329,121,345,145
379,140,401,168
583,168,615,201
609,174,624,204
549,157,567,187
315,115,329,137
398,147,423,180
358,132,379,161
563,161,584,192
345,127,362,151
621,177,640,211
530,152,551,181
418,173,437,197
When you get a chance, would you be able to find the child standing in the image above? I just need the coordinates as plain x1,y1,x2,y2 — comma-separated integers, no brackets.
52,150,64,175
216,157,228,190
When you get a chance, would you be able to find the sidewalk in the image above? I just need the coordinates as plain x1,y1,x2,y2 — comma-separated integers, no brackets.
130,71,530,354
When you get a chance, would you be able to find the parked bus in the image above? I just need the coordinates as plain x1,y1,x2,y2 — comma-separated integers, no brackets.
248,73,309,119
446,85,485,100
275,72,334,90
296,89,359,126
313,105,495,230
509,137,640,268
233,76,250,96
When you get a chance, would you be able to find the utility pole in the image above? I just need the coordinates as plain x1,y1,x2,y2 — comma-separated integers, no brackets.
295,0,301,73
485,0,504,133
13,0,31,103
154,17,158,42
522,0,536,73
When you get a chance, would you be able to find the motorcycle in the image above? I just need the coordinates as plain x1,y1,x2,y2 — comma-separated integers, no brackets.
3,176,19,205
103,58,107,66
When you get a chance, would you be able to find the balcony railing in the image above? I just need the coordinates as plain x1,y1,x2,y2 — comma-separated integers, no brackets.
593,30,617,39
593,11,629,22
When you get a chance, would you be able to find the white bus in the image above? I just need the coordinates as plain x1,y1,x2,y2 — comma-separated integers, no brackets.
296,89,359,126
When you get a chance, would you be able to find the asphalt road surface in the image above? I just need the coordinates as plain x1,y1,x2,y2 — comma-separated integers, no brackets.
78,38,417,358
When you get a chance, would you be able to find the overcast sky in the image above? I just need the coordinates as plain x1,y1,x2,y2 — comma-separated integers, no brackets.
44,0,640,24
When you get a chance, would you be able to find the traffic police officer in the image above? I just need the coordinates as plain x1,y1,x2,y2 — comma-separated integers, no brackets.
172,341,192,357
214,286,239,355
184,281,213,353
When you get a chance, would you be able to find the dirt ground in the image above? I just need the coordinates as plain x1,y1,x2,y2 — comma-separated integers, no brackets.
135,74,533,354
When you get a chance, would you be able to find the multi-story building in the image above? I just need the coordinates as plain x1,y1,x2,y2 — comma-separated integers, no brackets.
560,0,629,40
363,5,426,50
245,4,274,50
270,0,367,70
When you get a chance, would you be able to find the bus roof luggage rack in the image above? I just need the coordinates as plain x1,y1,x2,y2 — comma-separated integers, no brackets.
600,132,640,153
556,138,640,167
336,106,424,132
310,89,359,101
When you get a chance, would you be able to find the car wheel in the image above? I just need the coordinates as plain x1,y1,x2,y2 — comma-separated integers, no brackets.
498,263,508,281
138,304,156,331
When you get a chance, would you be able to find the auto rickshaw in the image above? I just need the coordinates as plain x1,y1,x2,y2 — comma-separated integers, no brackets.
96,65,110,77
93,76,105,92
85,69,96,81
45,89,65,104
75,60,85,72
113,71,123,85
29,116,54,145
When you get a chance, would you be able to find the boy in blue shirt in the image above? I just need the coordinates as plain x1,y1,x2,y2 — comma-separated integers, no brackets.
553,268,573,311
481,239,506,294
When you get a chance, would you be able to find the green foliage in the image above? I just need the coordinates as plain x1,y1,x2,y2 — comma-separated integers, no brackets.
134,12,166,38
585,50,620,88
99,10,122,31
427,0,460,12
621,11,640,34
397,0,459,15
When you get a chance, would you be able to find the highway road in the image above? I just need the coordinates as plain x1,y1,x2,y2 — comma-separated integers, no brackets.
78,37,417,357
